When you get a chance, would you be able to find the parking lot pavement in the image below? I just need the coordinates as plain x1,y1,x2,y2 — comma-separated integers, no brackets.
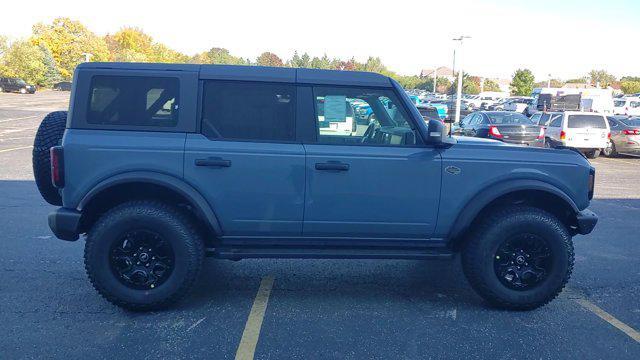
0,91,639,359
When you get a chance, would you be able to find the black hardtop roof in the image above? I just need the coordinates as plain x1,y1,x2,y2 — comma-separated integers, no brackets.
76,62,393,88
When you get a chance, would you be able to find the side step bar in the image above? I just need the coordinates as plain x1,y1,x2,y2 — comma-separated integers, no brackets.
206,246,454,260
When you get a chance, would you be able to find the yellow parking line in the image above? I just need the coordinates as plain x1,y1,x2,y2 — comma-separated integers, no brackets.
568,290,640,343
235,276,275,360
0,145,32,153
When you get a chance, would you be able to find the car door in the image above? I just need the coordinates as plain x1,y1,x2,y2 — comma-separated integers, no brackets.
184,79,306,238
302,85,441,240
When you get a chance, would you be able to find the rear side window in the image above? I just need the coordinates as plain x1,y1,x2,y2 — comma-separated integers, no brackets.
567,115,606,129
201,81,295,141
539,113,551,126
88,76,179,127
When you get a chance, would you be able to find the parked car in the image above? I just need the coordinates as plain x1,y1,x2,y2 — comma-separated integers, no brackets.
416,104,442,122
604,116,640,156
504,97,534,113
544,111,610,158
456,111,544,147
613,97,640,116
0,77,36,94
53,81,72,91
32,62,597,311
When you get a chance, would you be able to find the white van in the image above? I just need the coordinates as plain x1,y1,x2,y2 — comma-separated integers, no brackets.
527,88,614,115
613,97,640,116
544,111,610,158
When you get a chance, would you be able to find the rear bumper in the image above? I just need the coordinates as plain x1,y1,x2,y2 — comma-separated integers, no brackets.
575,209,598,235
48,208,81,241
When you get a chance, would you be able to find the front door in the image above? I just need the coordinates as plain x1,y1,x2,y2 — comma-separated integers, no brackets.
184,80,305,237
302,86,442,240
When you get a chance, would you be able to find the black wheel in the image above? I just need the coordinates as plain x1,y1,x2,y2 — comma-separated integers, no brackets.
84,201,204,311
544,137,552,148
32,111,67,205
585,149,601,159
462,206,574,310
603,141,617,157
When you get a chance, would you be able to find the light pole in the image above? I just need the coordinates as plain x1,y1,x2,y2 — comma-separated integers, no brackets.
453,36,471,124
547,74,552,88
433,67,437,93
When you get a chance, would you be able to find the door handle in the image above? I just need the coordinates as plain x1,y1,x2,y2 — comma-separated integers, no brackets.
315,162,349,171
195,157,231,168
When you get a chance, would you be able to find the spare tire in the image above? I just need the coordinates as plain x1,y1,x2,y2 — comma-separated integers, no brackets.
32,111,67,206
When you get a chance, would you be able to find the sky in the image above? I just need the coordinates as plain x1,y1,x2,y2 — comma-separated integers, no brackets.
1,0,639,81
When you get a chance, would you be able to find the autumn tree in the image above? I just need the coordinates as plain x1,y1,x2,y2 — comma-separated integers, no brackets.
191,47,246,65
2,40,46,85
588,70,616,88
32,17,109,79
482,79,501,92
256,52,284,67
510,69,535,96
621,81,640,94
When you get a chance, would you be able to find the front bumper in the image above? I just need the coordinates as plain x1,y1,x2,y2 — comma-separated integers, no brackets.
48,208,81,241
575,209,598,235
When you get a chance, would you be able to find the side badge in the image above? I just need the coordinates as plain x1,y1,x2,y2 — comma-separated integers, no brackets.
445,166,461,175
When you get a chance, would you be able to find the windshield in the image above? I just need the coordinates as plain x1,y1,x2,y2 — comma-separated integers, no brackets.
486,112,533,125
567,115,607,129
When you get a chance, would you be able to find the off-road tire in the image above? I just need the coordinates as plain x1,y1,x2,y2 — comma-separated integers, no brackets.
84,201,205,311
32,111,67,205
462,206,574,310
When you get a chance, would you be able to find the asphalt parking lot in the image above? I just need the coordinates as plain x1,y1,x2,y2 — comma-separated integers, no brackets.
0,91,639,359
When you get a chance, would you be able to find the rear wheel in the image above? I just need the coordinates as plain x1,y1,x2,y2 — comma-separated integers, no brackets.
462,206,574,310
32,111,67,205
603,141,617,157
585,149,601,159
84,201,204,311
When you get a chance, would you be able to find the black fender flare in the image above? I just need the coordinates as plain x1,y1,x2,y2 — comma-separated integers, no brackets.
78,171,223,236
449,179,579,242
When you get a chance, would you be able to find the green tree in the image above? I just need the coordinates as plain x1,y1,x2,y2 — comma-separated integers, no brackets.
149,43,188,63
565,77,589,84
510,69,535,96
588,69,616,88
482,79,501,92
2,40,46,85
0,35,8,58
32,17,109,79
39,45,62,87
191,47,245,65
534,79,564,88
620,81,640,94
256,52,283,67
621,76,640,82
287,51,311,68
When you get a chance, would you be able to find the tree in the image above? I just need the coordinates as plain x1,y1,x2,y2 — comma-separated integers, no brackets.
191,47,245,65
0,35,8,58
32,17,109,79
588,70,616,88
565,77,588,84
39,45,62,87
482,79,501,92
105,27,153,61
2,40,46,85
287,51,311,68
620,81,640,94
256,52,283,67
534,79,564,88
510,69,535,96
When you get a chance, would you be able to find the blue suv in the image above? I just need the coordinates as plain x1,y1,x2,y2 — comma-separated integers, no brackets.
32,63,598,311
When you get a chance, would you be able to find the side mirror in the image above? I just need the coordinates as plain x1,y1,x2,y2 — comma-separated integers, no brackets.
426,119,445,145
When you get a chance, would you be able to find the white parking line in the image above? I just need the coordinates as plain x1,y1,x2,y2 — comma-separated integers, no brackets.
0,115,39,123
235,276,275,360
0,145,32,153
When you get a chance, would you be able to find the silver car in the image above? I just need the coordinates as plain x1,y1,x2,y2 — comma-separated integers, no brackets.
605,116,640,156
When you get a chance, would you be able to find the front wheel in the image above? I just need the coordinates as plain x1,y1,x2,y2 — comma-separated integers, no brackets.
462,206,574,310
84,201,205,311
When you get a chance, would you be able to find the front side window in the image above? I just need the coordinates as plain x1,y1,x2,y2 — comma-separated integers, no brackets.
312,87,417,146
87,76,179,127
201,81,295,142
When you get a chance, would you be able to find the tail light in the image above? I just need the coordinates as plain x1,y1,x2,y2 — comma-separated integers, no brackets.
489,126,503,138
560,130,566,140
622,129,640,135
537,127,545,140
50,146,65,188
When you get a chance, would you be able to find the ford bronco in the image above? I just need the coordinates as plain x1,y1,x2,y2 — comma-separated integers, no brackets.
33,62,598,311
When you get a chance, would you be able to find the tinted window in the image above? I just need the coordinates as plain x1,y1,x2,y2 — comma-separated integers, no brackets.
201,81,295,141
88,76,179,127
313,87,417,146
549,114,563,127
539,113,551,126
567,115,606,129
486,112,532,125
622,118,640,127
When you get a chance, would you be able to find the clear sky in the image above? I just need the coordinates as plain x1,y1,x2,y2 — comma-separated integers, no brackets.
1,0,638,80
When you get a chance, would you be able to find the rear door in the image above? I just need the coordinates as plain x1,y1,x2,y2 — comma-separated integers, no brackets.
184,79,306,238
301,85,441,240
564,114,609,148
